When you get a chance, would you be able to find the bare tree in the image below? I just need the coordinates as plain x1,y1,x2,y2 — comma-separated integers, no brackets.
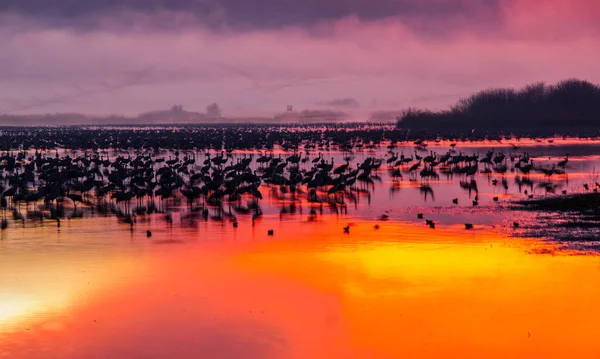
206,103,222,118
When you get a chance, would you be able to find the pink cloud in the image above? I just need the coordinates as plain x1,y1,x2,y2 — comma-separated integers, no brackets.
0,1,598,118
501,0,600,40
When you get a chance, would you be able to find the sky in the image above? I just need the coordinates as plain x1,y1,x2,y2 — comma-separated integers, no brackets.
0,0,599,118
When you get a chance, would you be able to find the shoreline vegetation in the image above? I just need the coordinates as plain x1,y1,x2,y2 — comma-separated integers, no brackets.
1,78,599,140
397,79,600,138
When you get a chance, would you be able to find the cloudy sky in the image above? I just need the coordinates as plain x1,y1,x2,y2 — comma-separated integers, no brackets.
1,0,599,117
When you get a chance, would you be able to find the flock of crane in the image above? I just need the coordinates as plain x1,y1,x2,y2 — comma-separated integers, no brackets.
0,125,580,234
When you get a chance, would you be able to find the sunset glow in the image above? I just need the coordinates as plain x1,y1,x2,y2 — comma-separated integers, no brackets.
1,0,599,117
2,1,600,358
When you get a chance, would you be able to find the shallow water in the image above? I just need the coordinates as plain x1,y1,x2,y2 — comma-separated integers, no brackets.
2,140,600,358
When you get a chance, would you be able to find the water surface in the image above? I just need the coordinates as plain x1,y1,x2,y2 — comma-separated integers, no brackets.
2,140,600,358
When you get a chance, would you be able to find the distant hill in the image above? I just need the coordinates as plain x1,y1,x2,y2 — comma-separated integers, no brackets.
397,79,600,135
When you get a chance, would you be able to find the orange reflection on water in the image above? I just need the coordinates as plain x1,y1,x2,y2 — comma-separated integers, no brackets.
234,222,600,358
2,218,600,358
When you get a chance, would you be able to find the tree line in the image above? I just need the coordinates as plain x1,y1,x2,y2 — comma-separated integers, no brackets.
397,79,600,135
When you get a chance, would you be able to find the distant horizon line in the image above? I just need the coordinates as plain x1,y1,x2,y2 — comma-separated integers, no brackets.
3,78,598,125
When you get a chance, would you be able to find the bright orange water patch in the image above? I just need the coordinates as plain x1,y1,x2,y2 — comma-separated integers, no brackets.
235,224,600,358
1,218,600,358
